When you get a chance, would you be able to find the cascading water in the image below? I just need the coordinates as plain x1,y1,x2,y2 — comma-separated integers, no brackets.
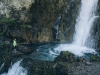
52,16,61,40
73,0,99,46
0,62,5,71
30,0,99,61
1,1,99,75
1,60,27,75
53,0,99,56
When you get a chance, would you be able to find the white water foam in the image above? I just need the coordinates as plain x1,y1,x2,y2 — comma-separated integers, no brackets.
54,44,96,56
1,60,27,75
53,0,98,56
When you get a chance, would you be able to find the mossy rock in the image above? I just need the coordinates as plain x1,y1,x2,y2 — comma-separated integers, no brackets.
54,51,76,62
90,55,99,61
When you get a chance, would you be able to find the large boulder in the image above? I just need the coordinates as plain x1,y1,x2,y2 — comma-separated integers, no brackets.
54,51,76,62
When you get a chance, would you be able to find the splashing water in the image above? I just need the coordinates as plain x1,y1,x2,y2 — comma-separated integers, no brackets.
73,0,99,46
54,44,96,56
1,60,27,75
53,0,98,56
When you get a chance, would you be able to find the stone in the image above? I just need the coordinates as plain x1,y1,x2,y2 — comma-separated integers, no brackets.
85,61,92,66
54,51,76,62
17,44,35,54
0,0,35,22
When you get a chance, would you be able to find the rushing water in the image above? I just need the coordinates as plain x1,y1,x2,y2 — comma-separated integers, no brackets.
53,0,98,56
73,0,99,46
29,43,59,61
1,60,27,75
0,0,99,75
30,0,99,61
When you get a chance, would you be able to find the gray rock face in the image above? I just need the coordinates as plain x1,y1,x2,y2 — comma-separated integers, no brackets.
58,0,81,43
0,0,81,43
92,1,100,52
96,1,100,51
0,0,35,22
30,0,81,43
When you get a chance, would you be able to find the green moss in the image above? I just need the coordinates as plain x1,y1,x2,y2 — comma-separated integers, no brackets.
90,55,98,61
61,51,71,56
54,51,76,62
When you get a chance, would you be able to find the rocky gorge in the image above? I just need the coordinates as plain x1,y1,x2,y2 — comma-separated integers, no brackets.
0,0,100,75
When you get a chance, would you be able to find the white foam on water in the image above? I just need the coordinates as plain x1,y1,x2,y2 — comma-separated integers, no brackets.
54,44,96,56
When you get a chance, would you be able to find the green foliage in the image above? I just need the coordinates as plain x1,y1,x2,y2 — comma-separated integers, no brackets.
0,18,17,25
61,51,72,56
90,55,98,61
61,52,67,56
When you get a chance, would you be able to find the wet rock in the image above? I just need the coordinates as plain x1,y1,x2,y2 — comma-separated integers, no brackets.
21,58,56,75
58,0,81,43
20,57,100,75
0,58,12,74
90,54,100,62
76,56,86,63
54,51,76,62
85,61,92,66
0,38,11,66
17,44,35,54
92,0,100,53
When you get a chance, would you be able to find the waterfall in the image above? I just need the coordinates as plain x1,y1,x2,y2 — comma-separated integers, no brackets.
73,0,99,47
53,0,98,56
52,16,61,40
1,60,27,75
